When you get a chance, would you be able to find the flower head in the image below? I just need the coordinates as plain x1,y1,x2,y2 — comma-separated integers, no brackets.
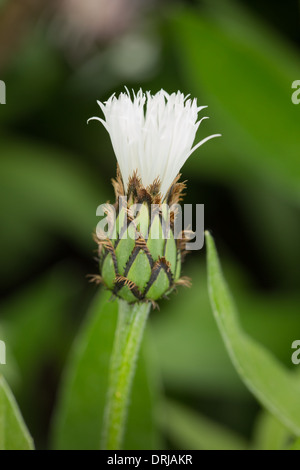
88,88,221,199
89,88,221,305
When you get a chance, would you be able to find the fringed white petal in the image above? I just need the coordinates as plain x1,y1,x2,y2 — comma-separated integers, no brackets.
88,89,221,199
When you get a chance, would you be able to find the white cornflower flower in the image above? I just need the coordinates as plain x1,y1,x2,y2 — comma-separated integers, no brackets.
88,88,221,199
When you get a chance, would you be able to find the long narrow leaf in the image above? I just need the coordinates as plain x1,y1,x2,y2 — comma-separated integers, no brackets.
206,231,300,436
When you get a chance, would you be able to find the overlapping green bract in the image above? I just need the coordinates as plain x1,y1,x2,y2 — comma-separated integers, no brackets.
99,202,182,303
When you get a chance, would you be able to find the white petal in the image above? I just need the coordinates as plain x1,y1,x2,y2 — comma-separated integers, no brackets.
89,89,221,199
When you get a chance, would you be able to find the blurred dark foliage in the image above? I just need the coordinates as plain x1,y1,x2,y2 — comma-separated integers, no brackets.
0,0,299,449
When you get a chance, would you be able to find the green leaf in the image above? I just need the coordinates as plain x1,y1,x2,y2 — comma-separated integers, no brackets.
122,330,163,450
151,257,300,405
51,289,160,450
205,231,300,436
234,179,300,289
2,265,79,391
0,264,85,448
170,0,300,204
252,411,292,450
0,136,109,287
0,28,64,124
0,375,34,450
160,399,247,450
0,137,106,248
289,438,300,450
51,290,117,449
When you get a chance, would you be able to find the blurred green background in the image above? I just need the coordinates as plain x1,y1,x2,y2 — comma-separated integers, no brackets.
0,0,300,450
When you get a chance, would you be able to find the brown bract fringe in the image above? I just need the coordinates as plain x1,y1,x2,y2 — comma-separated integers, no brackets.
111,166,187,208
111,165,125,200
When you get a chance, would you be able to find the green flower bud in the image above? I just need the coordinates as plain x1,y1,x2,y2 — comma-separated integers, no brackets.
94,171,190,305
89,88,221,305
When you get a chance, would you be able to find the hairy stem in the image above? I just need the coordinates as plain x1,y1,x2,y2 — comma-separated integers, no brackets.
101,300,150,450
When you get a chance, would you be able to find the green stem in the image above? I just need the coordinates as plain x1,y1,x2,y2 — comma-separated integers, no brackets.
101,300,150,450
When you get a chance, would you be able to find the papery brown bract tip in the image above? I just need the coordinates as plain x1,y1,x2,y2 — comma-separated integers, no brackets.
86,274,103,285
112,164,125,202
